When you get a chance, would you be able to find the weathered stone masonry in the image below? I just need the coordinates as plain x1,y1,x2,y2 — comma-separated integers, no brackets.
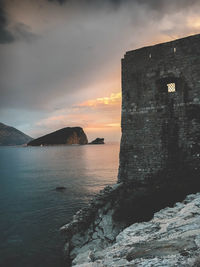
119,34,200,184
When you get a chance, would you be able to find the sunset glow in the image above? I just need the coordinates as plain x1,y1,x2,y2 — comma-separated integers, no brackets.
1,0,200,142
79,92,121,108
35,92,121,141
187,17,200,29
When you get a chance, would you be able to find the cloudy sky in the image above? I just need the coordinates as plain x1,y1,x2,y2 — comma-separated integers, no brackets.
1,0,200,141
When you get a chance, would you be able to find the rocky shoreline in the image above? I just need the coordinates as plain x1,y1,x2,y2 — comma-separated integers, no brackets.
60,176,200,266
60,184,126,265
62,192,200,267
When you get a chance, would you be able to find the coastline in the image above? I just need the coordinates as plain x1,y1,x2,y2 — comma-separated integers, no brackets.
70,192,200,266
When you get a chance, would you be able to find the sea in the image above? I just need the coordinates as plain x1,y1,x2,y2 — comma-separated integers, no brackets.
0,143,119,267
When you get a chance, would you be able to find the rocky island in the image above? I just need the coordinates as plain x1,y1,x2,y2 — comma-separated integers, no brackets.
61,34,200,266
27,127,88,146
0,122,32,146
89,138,104,145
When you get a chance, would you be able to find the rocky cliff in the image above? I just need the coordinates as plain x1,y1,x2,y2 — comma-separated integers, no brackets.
28,127,88,146
61,176,200,265
0,122,32,145
71,193,200,267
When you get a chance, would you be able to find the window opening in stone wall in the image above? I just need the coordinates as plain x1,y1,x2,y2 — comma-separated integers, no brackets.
167,83,176,93
174,47,176,53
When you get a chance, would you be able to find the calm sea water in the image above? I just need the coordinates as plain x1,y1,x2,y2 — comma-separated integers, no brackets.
0,143,119,267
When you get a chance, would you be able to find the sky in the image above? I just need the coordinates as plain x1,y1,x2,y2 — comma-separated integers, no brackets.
1,0,200,142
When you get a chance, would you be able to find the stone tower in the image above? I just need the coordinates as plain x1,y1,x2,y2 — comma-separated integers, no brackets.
118,34,200,185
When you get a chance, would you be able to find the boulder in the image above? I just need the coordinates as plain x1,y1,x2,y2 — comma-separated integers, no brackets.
89,138,104,145
55,187,66,191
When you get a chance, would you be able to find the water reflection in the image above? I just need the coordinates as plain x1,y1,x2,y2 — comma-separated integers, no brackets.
0,143,119,267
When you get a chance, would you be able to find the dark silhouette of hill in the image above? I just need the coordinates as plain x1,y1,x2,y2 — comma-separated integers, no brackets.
0,122,33,146
27,127,88,146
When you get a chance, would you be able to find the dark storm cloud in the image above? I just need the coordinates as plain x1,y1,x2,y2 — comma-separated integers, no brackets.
11,23,39,43
48,0,123,6
1,0,200,122
134,0,198,9
48,0,66,4
0,1,39,44
0,2,15,43
47,0,199,11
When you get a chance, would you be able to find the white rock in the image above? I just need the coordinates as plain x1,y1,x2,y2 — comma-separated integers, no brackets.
72,193,200,266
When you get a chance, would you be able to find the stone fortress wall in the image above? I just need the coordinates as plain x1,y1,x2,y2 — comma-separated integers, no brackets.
119,34,200,184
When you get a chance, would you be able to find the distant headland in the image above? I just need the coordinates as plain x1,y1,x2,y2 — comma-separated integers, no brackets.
0,122,33,146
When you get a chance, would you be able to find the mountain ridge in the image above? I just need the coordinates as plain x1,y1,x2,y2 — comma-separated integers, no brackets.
0,122,33,146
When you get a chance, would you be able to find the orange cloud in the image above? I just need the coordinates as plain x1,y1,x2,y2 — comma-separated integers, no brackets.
78,92,121,108
187,16,200,29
